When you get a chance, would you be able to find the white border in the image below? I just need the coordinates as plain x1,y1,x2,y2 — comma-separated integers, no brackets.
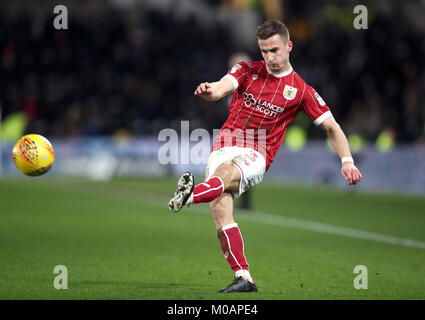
313,110,332,126
266,64,293,77
222,74,239,92
222,223,238,231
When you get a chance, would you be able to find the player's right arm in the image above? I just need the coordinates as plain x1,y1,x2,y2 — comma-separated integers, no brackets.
194,77,235,102
195,61,249,101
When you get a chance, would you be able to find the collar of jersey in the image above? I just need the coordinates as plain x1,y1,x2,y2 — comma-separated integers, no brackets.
265,64,293,77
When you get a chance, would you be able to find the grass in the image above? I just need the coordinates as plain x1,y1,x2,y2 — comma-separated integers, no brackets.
0,176,424,299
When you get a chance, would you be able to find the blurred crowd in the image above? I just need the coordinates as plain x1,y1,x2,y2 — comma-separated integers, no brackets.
0,0,424,145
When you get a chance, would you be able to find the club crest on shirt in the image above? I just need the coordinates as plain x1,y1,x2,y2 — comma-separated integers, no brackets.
252,74,258,80
283,85,297,100
231,64,242,74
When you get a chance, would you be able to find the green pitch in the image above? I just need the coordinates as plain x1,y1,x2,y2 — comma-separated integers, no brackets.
0,176,424,299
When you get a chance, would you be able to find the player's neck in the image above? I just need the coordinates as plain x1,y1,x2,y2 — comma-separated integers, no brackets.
266,61,292,77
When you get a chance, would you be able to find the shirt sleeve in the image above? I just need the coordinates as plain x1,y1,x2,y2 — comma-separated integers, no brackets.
221,61,250,93
301,85,332,126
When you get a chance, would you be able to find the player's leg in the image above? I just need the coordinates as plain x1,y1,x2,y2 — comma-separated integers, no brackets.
210,190,235,230
189,163,240,204
168,147,265,213
168,147,265,292
211,191,257,293
168,163,240,212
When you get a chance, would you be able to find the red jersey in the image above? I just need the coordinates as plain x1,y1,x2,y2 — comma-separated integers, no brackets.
212,60,332,171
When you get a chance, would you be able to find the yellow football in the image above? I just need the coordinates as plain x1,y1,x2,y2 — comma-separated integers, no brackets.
12,134,55,176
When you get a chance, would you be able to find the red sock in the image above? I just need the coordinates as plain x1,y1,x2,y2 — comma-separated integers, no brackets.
192,176,224,204
217,223,249,272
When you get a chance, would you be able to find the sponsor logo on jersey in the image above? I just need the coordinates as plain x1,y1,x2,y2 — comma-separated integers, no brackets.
314,92,326,106
231,64,242,74
283,85,297,100
242,92,285,118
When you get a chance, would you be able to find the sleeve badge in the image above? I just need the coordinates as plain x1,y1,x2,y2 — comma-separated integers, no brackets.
231,64,242,74
314,92,326,106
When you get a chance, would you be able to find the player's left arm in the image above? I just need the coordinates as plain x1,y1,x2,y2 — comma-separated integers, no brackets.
302,85,363,186
320,116,363,185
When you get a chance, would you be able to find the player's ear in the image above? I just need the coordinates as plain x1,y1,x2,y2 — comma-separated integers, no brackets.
287,41,293,53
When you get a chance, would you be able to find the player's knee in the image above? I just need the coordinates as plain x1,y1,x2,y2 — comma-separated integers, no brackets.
213,164,239,189
213,165,231,185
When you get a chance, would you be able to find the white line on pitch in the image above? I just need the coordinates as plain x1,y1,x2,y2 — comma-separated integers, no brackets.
184,203,425,250
5,178,425,250
234,210,425,250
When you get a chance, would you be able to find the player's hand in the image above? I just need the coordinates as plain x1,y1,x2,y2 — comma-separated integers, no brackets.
194,82,215,100
341,162,363,185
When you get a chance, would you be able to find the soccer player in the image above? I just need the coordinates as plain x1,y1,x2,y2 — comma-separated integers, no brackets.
168,20,363,293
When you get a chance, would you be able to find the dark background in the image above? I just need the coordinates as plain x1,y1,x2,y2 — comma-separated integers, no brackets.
0,0,424,145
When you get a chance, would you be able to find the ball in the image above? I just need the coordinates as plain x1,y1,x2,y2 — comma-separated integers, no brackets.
12,134,55,176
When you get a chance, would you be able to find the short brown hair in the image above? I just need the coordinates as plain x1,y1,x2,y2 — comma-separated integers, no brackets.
256,20,290,42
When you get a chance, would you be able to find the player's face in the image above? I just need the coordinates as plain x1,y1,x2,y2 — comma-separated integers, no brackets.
258,34,293,73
